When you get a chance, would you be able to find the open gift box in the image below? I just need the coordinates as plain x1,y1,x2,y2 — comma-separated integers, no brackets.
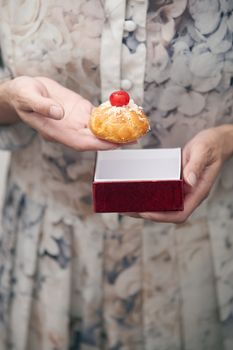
92,148,184,213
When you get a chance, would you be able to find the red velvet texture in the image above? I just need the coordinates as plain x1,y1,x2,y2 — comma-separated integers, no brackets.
93,180,184,213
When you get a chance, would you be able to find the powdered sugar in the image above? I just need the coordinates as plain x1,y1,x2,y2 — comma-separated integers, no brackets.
99,99,144,117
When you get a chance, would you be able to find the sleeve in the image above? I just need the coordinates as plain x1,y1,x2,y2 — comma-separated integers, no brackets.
0,57,36,151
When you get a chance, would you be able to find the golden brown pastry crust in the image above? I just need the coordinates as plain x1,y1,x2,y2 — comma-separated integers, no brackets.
89,101,150,143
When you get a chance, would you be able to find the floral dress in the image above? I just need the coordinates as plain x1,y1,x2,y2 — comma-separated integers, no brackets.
0,0,233,349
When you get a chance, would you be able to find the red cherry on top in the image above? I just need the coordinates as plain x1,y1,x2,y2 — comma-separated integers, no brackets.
109,90,130,107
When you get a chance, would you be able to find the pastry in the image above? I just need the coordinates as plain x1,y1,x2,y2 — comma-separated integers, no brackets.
89,90,150,143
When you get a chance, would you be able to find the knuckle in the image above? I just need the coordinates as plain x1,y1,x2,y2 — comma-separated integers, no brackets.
11,77,22,91
14,94,30,110
12,76,31,92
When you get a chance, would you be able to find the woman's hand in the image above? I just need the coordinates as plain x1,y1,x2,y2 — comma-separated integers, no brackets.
3,76,119,151
127,126,233,223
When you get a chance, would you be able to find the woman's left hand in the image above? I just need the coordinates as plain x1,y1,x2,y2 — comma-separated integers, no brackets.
126,125,233,223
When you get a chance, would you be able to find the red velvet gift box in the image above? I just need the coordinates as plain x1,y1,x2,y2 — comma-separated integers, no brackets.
92,148,184,213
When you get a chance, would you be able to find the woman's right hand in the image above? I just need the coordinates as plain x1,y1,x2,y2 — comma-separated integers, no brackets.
3,76,119,151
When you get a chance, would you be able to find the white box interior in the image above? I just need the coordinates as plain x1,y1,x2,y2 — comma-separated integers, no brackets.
94,148,181,182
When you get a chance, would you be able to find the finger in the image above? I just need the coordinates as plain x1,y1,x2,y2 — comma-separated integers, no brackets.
20,93,64,120
183,146,207,187
182,145,190,168
19,110,47,126
24,113,120,151
69,133,120,151
68,128,121,150
139,210,185,223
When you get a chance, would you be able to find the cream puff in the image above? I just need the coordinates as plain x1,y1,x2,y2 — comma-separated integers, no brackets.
89,90,150,144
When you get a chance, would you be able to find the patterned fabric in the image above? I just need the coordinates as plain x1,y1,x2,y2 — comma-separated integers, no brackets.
0,0,233,349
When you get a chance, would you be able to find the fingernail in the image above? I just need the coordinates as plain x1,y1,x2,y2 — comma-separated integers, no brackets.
49,106,63,119
187,172,197,187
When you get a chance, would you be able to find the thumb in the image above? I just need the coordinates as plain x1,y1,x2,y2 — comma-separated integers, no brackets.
183,147,206,187
25,93,64,120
